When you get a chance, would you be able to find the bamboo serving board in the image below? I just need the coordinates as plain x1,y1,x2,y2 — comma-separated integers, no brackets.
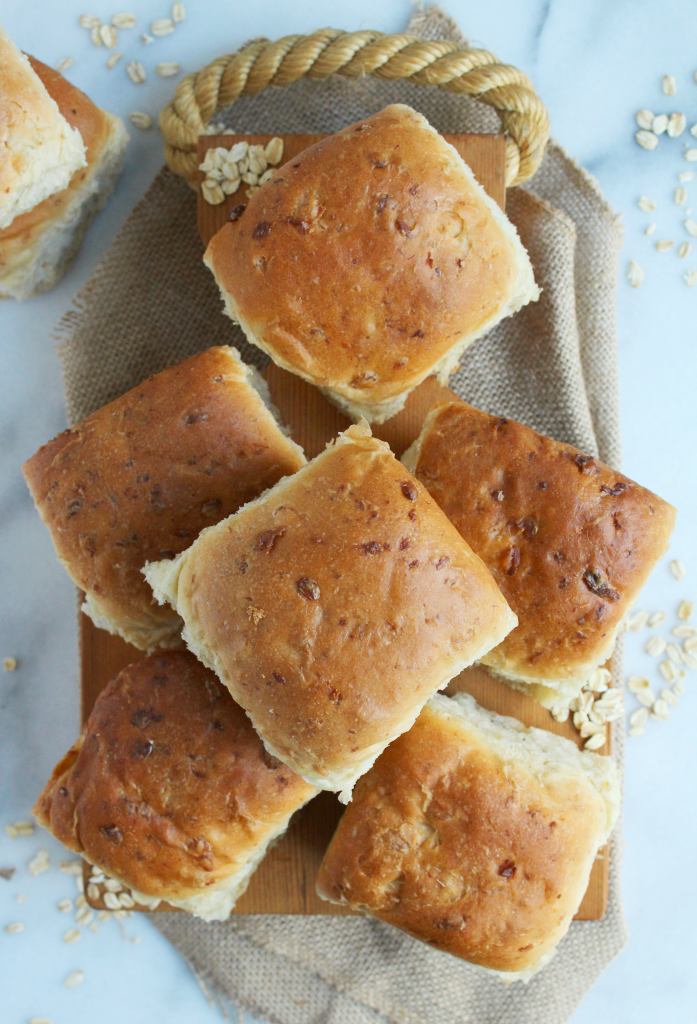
82,132,610,920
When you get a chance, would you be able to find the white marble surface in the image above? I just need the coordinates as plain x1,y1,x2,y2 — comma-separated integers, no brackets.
1,1,696,1022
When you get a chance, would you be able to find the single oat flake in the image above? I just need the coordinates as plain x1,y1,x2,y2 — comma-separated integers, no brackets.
111,13,136,28
106,52,123,69
78,14,100,28
670,559,687,580
678,600,694,620
151,17,174,36
90,25,102,47
667,112,686,137
679,171,694,182
662,74,677,96
126,61,146,84
648,611,666,627
679,242,692,258
684,269,697,286
645,223,657,236
156,62,180,77
4,921,25,934
655,239,674,252
635,130,659,150
638,195,656,212
636,109,654,130
675,187,687,205
685,149,697,162
3,656,17,671
652,114,668,135
172,1,186,21
129,111,152,130
627,260,644,287
99,24,117,48
56,57,74,73
685,219,697,236
645,635,667,657
628,610,649,631
65,970,84,989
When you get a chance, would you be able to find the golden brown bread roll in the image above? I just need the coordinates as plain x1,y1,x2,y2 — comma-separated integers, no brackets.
23,346,306,651
33,650,317,920
402,401,677,707
204,104,538,424
0,23,86,229
145,421,517,801
316,691,619,979
0,55,128,300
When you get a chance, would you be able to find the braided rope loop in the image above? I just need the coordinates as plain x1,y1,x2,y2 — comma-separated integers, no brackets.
159,28,549,190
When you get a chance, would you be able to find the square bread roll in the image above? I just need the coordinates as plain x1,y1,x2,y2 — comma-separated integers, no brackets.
402,401,676,708
316,691,619,980
23,346,306,651
145,421,517,802
0,56,128,300
204,104,538,424
33,650,317,921
0,23,86,229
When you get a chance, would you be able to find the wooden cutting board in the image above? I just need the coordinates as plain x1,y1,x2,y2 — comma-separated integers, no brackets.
82,132,610,920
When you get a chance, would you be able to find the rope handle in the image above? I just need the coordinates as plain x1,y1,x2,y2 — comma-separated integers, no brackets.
159,28,550,191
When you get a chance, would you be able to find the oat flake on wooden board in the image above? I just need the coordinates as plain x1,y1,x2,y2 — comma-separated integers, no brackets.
53,7,626,1024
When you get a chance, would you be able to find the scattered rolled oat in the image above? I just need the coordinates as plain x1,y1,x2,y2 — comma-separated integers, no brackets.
78,14,100,28
118,892,135,908
126,61,146,84
673,680,686,695
678,600,693,620
221,178,240,195
55,57,74,73
652,114,668,135
629,707,649,729
21,844,44,869
683,651,697,670
75,874,84,894
655,239,674,252
680,170,694,181
628,610,649,631
648,611,666,627
59,860,82,875
684,269,697,286
670,559,687,580
662,74,677,96
550,705,569,722
684,219,697,236
584,732,606,750
111,13,136,28
172,1,186,21
628,725,646,738
103,892,121,911
5,819,33,838
151,17,174,36
75,906,94,926
627,260,644,287
4,921,25,934
674,624,697,637
637,195,656,212
667,112,686,137
141,33,153,44
660,687,679,707
58,899,73,913
3,656,17,671
202,180,225,205
99,24,117,48
684,635,697,652
691,124,697,137
75,894,87,910
666,642,683,664
156,62,181,77
63,928,81,944
651,698,670,721
676,187,687,205
87,883,100,901
28,1018,53,1024
103,878,122,892
636,109,654,130
129,111,152,130
679,242,692,258
90,25,102,47
97,910,112,922
65,970,84,988
685,149,697,161
635,130,659,150
645,635,667,657
645,223,657,236
106,52,123,69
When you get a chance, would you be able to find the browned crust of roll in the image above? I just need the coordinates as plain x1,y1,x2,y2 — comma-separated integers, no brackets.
33,650,316,901
149,423,516,795
22,346,305,650
404,401,676,686
316,700,609,973
204,104,534,417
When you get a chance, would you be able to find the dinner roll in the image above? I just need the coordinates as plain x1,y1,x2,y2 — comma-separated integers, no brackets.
0,23,86,229
145,421,517,802
204,104,538,424
23,347,306,651
33,650,317,921
0,56,128,300
402,401,676,707
316,691,619,980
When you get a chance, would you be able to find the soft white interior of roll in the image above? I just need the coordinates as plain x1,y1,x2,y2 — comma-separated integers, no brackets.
428,691,620,841
145,422,517,801
81,592,184,653
204,110,539,425
1,113,128,300
0,35,87,229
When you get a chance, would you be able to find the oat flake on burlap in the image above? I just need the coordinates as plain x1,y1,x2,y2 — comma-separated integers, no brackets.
55,6,627,1023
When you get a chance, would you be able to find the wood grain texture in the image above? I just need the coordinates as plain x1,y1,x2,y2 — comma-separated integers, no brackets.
82,132,609,921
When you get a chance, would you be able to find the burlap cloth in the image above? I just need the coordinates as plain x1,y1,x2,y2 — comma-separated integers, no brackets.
55,7,627,1022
